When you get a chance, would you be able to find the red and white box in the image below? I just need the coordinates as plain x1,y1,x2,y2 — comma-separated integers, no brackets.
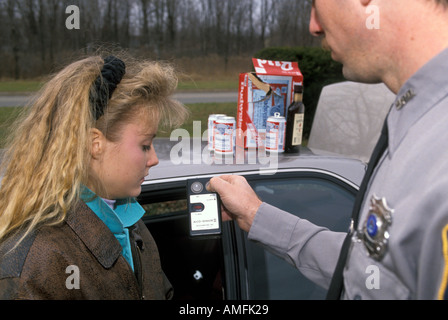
236,58,303,149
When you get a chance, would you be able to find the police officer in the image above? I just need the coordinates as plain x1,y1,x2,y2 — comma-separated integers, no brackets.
208,0,448,299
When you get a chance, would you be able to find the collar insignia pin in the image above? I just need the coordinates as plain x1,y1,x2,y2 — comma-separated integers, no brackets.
394,89,416,110
361,194,394,261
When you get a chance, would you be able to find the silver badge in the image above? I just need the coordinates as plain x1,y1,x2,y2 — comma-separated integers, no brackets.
361,194,393,260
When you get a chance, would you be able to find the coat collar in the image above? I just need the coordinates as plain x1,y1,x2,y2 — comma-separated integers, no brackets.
65,201,122,269
80,186,145,233
387,47,448,156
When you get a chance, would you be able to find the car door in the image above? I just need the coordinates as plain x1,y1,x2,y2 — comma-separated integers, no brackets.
230,170,357,300
140,168,358,300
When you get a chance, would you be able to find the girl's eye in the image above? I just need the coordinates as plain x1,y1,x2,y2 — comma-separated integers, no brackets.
142,145,151,152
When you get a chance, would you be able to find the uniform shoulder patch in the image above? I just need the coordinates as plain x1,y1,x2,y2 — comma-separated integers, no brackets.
438,224,448,300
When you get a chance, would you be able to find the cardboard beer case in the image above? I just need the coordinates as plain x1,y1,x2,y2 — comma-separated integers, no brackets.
236,58,303,149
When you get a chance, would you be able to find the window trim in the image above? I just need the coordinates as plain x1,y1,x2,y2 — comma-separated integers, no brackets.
141,168,359,192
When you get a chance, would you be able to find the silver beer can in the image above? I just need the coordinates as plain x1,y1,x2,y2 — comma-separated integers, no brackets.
214,116,236,154
208,114,226,151
266,112,286,153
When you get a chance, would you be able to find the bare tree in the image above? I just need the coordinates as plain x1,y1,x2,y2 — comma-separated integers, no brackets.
0,0,320,79
165,0,177,50
259,0,274,47
5,0,21,79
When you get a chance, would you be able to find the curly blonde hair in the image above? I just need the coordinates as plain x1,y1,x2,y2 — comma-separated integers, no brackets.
0,54,189,244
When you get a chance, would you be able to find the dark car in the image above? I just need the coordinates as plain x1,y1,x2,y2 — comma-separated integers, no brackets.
138,138,365,300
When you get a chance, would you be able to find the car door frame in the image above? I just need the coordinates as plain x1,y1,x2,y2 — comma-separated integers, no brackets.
140,166,360,300
220,169,359,300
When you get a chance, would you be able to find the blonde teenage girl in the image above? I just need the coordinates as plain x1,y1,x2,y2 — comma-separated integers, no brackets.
0,54,188,299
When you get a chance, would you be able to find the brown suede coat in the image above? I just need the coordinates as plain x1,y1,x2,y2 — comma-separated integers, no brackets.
0,201,173,300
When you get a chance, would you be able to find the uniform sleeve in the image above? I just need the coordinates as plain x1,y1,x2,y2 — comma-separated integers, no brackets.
248,202,346,289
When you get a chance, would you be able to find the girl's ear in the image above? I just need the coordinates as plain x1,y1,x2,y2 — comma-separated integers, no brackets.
90,128,106,160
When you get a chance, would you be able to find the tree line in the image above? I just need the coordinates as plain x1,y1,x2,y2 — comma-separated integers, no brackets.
0,0,318,79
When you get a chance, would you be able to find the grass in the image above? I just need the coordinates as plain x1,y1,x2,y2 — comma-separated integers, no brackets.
0,81,44,93
177,80,238,92
162,102,236,138
0,54,244,145
0,107,25,147
0,78,239,146
0,79,238,93
0,102,237,147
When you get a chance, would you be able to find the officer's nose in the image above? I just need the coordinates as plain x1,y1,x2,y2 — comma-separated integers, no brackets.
309,4,324,37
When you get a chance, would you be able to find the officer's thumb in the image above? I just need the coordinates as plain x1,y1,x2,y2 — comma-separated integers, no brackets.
207,176,228,195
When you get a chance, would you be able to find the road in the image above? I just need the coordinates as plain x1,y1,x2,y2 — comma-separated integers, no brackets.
0,91,238,107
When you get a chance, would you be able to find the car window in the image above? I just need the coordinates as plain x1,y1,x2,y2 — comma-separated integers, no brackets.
244,175,355,300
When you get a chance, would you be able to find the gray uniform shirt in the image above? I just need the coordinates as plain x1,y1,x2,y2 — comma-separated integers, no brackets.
249,47,448,299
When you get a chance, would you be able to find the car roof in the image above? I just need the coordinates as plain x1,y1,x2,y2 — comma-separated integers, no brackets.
144,138,366,188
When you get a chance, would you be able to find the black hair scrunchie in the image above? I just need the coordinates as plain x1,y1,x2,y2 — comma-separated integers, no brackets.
90,56,126,120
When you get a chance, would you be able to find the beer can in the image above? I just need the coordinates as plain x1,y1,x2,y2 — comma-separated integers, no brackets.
208,114,226,151
266,112,286,153
214,116,236,154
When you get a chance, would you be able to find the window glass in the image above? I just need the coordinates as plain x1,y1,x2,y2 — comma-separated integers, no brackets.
245,176,355,300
